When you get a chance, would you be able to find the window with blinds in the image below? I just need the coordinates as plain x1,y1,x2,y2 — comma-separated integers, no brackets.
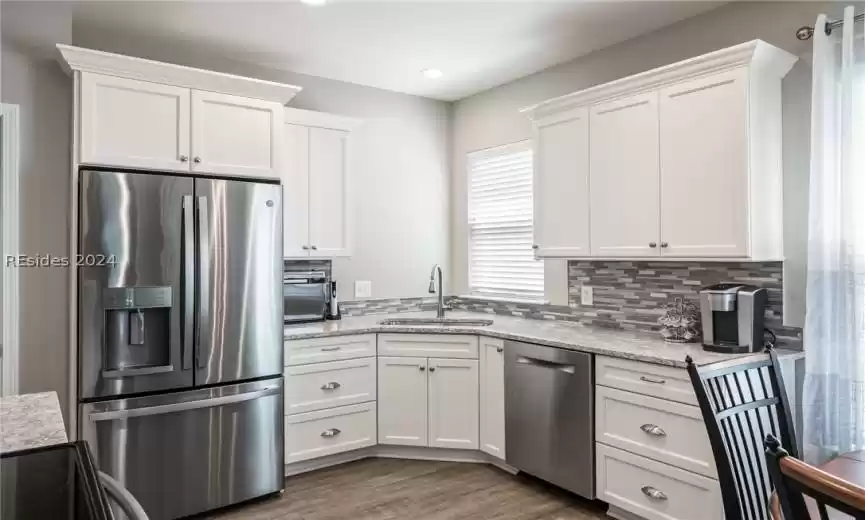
468,141,544,301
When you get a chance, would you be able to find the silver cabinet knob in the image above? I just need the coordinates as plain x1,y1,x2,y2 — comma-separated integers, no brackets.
320,428,341,438
660,242,669,248
641,486,668,501
496,347,504,353
179,155,189,163
640,424,667,437
193,156,202,164
301,245,310,250
311,245,318,250
532,244,539,249
649,242,657,248
429,366,436,373
321,382,341,391
419,365,425,371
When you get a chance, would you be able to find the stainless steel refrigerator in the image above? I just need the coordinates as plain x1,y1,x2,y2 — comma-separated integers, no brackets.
77,169,284,520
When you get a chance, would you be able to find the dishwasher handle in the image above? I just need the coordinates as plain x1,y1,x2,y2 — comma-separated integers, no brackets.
516,355,576,374
99,471,150,520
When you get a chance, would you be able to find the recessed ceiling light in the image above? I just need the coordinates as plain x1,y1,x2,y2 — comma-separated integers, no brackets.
300,0,327,6
422,68,443,79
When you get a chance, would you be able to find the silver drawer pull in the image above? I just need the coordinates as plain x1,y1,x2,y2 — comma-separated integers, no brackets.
321,382,341,391
640,376,667,385
640,424,667,437
320,428,341,438
641,486,668,501
321,346,341,352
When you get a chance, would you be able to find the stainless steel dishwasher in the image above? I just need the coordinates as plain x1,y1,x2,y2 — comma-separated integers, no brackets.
504,340,594,499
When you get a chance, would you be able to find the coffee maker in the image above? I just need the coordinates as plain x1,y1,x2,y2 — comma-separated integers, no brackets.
699,283,768,353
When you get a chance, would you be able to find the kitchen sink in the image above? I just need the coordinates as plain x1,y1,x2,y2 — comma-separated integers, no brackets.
378,317,493,327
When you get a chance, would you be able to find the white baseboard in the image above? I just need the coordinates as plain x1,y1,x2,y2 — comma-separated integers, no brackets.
284,445,514,478
606,505,642,520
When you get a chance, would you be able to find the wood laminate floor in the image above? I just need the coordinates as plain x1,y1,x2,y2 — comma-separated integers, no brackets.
209,458,608,520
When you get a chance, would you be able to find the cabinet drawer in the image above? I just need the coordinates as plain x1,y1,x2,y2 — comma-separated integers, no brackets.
284,402,376,464
596,444,723,520
285,357,376,415
285,334,376,366
596,386,715,478
378,334,478,359
596,356,696,405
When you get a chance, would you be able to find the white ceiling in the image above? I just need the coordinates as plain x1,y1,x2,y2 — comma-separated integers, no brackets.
72,1,724,101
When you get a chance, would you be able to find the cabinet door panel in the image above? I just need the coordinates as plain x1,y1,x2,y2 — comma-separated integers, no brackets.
191,90,282,178
378,357,427,446
80,72,190,172
283,124,310,257
479,338,505,459
533,108,590,257
660,68,749,257
308,127,351,257
590,92,660,257
429,358,479,450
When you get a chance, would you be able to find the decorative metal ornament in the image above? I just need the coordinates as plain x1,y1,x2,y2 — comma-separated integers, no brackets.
658,297,701,343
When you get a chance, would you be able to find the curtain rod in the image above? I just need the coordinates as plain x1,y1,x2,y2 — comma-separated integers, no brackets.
796,12,864,40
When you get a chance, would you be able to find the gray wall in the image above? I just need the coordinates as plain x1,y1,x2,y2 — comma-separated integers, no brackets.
72,25,451,304
1,1,73,416
450,1,853,328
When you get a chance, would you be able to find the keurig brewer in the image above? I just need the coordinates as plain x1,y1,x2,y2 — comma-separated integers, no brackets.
699,283,768,353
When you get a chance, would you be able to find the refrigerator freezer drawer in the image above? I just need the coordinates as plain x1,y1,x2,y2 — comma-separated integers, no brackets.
81,378,284,520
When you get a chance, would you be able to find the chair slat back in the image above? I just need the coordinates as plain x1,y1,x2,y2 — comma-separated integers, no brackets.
687,348,798,520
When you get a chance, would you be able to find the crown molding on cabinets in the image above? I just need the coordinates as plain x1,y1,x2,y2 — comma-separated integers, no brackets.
521,39,797,120
284,107,364,132
56,44,302,105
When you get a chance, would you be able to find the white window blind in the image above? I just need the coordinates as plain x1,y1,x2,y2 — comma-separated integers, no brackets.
468,141,544,301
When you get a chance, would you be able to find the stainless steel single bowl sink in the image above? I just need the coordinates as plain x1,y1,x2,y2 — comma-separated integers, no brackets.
378,317,493,327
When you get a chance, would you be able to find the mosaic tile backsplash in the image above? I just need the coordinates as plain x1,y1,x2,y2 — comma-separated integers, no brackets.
283,259,802,349
453,261,802,349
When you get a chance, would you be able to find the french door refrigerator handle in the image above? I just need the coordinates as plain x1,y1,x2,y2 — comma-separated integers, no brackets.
196,196,210,370
182,195,194,371
87,384,282,422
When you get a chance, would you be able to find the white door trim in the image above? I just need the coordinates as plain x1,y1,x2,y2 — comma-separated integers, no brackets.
1,103,21,396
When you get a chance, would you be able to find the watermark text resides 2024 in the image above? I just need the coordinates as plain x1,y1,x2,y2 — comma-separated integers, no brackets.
4,254,118,268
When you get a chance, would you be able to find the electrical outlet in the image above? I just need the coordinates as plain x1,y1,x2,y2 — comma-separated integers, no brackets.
354,280,372,299
580,285,593,306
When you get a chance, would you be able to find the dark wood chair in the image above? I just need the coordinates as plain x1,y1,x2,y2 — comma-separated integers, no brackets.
765,434,865,519
686,347,798,520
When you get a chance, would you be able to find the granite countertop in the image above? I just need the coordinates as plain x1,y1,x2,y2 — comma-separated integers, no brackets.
0,391,69,454
284,311,778,368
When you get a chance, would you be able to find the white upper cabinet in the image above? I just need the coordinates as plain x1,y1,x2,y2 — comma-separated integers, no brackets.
659,68,748,258
589,92,660,257
80,73,191,172
190,90,283,178
282,109,360,259
533,107,590,257
523,40,796,261
309,127,350,257
60,45,300,178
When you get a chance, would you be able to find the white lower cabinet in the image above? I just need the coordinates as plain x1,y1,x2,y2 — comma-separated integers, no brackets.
284,402,377,464
479,337,506,459
596,443,723,520
285,357,376,416
428,358,479,449
377,356,429,446
378,350,479,450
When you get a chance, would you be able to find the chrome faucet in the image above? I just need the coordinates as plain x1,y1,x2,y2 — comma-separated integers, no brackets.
428,264,448,318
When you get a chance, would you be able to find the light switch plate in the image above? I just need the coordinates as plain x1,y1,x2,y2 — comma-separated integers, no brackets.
580,285,593,306
354,280,372,299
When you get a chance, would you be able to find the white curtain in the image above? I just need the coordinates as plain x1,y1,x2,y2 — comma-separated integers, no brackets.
804,6,865,464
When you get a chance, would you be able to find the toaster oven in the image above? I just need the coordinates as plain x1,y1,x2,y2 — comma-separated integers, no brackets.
283,270,329,323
